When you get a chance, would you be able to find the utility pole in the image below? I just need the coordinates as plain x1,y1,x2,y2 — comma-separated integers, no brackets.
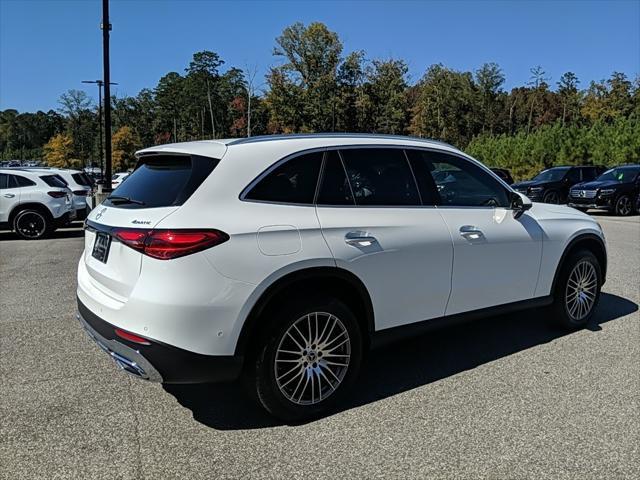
101,0,113,190
82,79,117,180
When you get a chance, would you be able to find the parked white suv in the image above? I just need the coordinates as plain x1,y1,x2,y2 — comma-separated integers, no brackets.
77,134,607,420
0,168,75,239
25,168,93,219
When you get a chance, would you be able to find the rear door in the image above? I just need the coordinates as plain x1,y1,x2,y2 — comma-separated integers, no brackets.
315,148,453,331
407,149,543,315
84,154,218,301
0,174,21,222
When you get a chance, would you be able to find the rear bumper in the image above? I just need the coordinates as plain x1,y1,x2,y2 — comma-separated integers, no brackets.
55,210,77,227
77,298,243,384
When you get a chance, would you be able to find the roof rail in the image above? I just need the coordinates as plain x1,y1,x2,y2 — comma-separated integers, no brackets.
227,133,455,148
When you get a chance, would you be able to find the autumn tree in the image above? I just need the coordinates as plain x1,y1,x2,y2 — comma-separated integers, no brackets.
43,133,77,168
111,126,142,171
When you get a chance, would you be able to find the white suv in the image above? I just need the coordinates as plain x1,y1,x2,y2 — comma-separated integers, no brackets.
25,168,93,220
0,169,75,239
77,134,607,420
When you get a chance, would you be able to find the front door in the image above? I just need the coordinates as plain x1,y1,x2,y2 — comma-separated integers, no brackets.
406,149,543,315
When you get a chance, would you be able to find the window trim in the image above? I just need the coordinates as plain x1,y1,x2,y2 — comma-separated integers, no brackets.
239,144,515,209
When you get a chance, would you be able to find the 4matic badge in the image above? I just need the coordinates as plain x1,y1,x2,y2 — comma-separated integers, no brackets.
132,219,152,225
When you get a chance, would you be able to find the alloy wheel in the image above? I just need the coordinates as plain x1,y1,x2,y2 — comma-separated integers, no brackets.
565,260,597,322
15,211,46,239
545,191,560,204
274,312,351,406
616,196,631,216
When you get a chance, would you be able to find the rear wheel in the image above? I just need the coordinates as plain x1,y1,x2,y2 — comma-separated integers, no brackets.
614,195,632,216
551,249,601,329
13,209,51,240
246,297,363,422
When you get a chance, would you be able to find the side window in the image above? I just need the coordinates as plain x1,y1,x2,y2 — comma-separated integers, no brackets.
339,148,421,206
14,175,36,187
317,150,354,205
566,168,581,183
582,167,598,181
407,150,510,207
0,173,8,189
244,151,323,204
2,174,19,189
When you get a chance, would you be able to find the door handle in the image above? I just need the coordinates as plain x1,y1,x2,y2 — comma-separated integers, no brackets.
3,193,15,198
459,225,483,239
345,233,377,247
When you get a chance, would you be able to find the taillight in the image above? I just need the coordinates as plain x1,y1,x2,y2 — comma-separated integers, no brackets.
112,228,228,260
73,190,89,196
47,191,67,198
113,229,148,253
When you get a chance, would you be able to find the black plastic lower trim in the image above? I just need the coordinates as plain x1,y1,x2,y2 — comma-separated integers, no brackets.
370,296,554,349
78,299,243,384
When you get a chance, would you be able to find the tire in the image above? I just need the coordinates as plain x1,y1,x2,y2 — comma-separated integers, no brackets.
245,296,363,422
614,195,633,216
543,190,562,204
551,249,602,329
13,209,51,240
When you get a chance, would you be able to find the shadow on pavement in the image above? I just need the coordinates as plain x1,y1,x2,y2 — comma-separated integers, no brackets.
164,292,637,430
0,224,84,241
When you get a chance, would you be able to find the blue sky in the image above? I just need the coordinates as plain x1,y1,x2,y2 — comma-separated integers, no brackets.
1,0,638,112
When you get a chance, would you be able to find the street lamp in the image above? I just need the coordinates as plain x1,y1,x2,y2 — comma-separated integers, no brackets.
81,79,117,179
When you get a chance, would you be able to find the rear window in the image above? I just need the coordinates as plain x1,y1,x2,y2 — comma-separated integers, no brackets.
104,155,218,209
40,174,68,188
72,172,93,186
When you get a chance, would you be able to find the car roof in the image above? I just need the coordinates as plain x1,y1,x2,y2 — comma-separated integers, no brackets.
136,133,459,159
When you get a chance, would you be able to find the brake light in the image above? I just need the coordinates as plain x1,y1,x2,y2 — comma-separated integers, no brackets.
47,191,67,198
112,228,228,259
113,229,148,253
73,190,89,196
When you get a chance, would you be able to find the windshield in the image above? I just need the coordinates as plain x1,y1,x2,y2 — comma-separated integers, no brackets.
532,167,570,182
596,166,640,183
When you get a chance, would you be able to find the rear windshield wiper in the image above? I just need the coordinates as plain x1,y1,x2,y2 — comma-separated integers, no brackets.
107,195,146,206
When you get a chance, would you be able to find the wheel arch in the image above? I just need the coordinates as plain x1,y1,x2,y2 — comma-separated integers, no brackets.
8,202,53,226
551,233,607,292
234,267,375,357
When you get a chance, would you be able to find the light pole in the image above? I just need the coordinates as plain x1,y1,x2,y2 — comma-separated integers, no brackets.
101,0,113,191
82,79,117,179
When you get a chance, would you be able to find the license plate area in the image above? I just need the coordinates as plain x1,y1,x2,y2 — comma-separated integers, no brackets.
92,232,112,263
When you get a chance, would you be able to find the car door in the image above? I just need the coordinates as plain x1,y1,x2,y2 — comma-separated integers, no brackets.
315,148,453,331
406,149,543,316
0,174,21,223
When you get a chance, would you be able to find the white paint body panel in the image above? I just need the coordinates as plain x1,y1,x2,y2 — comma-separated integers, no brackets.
76,135,606,357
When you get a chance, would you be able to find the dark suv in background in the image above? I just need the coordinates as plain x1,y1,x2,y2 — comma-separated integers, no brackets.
568,164,640,216
511,165,606,204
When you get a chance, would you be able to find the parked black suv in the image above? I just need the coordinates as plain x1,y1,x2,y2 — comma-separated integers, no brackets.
511,165,606,204
568,164,640,216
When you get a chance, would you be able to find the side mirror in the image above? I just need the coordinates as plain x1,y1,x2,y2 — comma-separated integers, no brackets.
511,191,532,219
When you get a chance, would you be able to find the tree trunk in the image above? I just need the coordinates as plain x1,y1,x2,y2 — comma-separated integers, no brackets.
206,78,215,139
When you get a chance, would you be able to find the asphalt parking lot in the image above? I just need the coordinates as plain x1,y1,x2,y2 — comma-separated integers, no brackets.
1,214,638,479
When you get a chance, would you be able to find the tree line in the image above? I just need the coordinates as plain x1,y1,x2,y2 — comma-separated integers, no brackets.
1,22,638,179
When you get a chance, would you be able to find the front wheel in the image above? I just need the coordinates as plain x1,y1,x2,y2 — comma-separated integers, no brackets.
246,297,363,422
551,249,602,329
543,190,562,204
13,209,51,240
614,195,633,216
